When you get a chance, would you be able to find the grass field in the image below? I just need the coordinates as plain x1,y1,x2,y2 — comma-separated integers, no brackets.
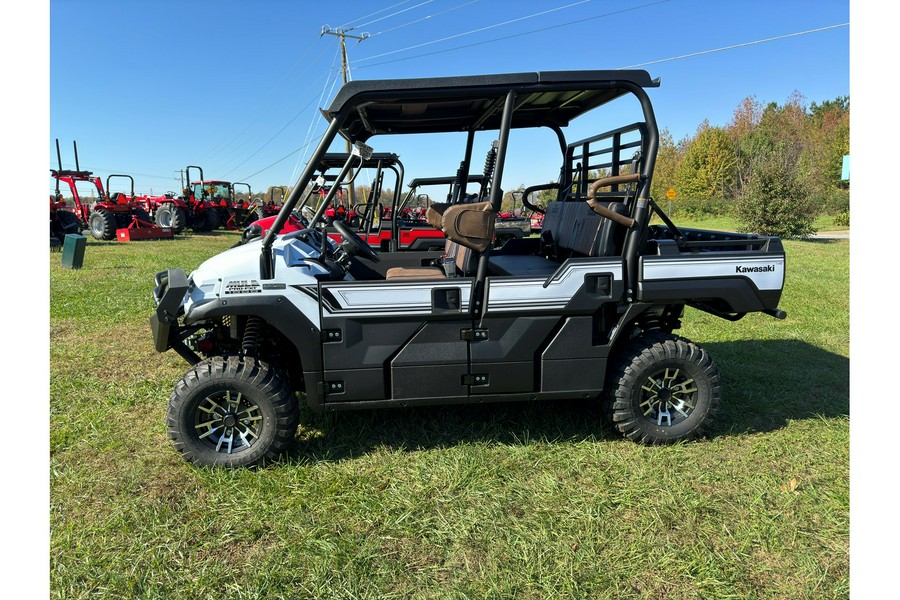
49,227,849,599
650,212,848,234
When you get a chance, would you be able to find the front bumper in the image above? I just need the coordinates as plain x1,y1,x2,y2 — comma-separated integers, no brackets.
149,269,199,363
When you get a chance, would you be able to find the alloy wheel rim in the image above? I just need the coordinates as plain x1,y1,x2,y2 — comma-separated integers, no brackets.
639,367,698,427
193,390,263,454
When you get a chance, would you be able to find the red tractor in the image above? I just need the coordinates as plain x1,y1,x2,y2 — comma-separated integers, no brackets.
50,140,173,244
153,166,221,233
202,179,257,231
322,186,362,227
244,185,287,224
225,182,255,229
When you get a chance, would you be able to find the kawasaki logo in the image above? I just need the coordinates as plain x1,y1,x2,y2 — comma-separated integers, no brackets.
736,264,776,273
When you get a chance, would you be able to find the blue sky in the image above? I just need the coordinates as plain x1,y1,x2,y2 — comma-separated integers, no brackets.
48,0,849,196
12,3,898,595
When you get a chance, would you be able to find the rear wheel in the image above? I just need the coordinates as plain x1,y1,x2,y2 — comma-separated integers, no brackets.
167,356,298,468
88,208,116,240
192,208,219,232
155,203,187,232
607,332,720,444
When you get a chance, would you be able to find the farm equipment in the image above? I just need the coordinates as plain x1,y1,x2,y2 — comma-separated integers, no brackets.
50,194,81,251
50,139,173,243
153,166,221,233
243,186,287,225
239,153,448,253
322,186,362,227
106,174,174,241
226,182,256,229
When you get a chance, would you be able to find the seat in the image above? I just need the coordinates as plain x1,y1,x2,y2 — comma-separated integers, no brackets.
385,202,494,281
487,200,627,277
384,203,450,281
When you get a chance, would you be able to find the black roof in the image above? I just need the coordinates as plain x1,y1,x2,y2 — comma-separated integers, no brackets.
325,70,659,142
315,152,401,171
407,174,486,188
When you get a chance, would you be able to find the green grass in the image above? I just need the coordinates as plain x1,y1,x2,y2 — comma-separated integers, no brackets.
50,229,849,599
654,212,848,234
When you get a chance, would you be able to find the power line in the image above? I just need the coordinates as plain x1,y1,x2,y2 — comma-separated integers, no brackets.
336,0,421,30
239,55,344,183
237,134,326,183
352,0,434,30
221,94,321,180
211,46,342,181
290,62,343,183
356,0,592,64
356,0,671,69
50,163,179,182
368,0,481,38
617,23,849,69
201,38,330,167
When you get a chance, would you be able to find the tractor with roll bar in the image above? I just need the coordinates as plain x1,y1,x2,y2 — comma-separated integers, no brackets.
220,181,259,230
153,165,221,233
50,139,173,244
246,186,289,225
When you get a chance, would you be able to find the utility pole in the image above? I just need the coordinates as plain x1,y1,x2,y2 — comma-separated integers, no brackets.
321,26,369,208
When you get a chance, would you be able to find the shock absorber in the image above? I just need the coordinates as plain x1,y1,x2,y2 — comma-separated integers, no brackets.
241,316,264,355
480,141,499,201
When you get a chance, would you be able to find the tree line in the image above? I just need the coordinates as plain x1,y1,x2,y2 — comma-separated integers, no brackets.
651,92,849,237
509,92,849,238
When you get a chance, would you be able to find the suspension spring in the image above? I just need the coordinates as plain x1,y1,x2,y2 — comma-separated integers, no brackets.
482,145,497,179
241,316,264,355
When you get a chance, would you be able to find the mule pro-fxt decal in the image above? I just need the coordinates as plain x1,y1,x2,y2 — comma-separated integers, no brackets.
223,279,262,295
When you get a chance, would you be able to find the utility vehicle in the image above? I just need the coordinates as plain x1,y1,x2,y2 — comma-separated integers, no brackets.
151,71,786,468
495,190,531,243
242,152,449,253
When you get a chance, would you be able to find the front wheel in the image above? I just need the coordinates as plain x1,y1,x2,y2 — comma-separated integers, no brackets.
166,356,298,468
607,332,720,444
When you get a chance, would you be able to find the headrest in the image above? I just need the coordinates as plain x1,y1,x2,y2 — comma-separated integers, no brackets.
442,201,495,253
425,202,449,229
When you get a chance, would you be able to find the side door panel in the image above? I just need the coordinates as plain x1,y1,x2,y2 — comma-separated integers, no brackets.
467,316,558,394
319,279,474,403
476,259,625,395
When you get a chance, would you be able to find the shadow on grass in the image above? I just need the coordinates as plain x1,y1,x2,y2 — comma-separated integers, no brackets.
286,339,848,463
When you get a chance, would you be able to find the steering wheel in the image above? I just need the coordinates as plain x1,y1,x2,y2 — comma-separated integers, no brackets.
331,219,380,262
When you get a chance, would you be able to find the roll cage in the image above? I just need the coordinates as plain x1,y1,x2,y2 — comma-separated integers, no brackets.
261,70,660,304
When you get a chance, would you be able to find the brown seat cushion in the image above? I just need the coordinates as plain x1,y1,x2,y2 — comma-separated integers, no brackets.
385,266,445,281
